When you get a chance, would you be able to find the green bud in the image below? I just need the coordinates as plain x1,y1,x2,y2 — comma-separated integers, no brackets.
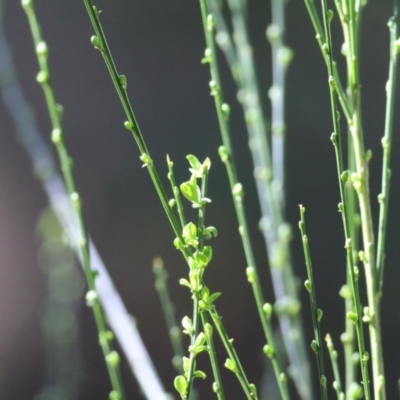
304,279,312,292
91,35,103,51
277,46,293,67
218,145,229,163
224,358,238,373
85,290,98,306
168,199,176,208
109,390,121,400
311,340,319,354
317,308,323,322
118,74,127,89
263,303,273,319
21,0,33,11
36,41,48,58
36,71,49,84
232,182,243,198
106,351,120,367
124,120,133,131
221,103,230,120
266,24,281,43
326,9,334,23
347,311,358,323
246,266,255,283
263,344,274,359
207,14,215,31
51,128,62,144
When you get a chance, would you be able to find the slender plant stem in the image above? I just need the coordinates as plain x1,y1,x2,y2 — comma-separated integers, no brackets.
298,206,328,400
200,313,225,400
208,306,257,400
22,1,125,398
377,4,399,293
325,334,345,400
199,2,290,398
303,0,352,120
82,0,185,251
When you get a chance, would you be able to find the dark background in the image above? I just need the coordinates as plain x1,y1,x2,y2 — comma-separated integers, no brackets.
0,0,399,399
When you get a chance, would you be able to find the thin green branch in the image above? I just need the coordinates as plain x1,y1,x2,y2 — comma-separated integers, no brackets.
82,0,185,250
298,206,328,400
21,1,125,398
377,6,399,293
325,334,345,400
208,306,257,400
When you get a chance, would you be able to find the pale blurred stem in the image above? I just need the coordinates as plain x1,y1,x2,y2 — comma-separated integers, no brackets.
153,259,185,373
270,0,287,200
298,206,328,400
319,1,372,398
22,2,125,397
339,1,359,389
343,2,385,398
325,334,344,400
208,307,256,400
199,2,289,398
377,10,399,293
209,1,309,397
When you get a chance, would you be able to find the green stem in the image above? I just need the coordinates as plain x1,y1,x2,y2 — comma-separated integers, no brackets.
298,206,328,400
377,6,399,293
208,307,257,400
22,1,125,398
82,0,185,251
325,334,345,400
201,313,225,400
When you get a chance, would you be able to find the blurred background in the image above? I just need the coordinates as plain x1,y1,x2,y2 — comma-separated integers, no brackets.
0,0,399,398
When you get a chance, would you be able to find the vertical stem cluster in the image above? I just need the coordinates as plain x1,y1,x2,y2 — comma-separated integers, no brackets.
21,1,125,399
199,1,290,398
208,2,311,396
302,0,399,398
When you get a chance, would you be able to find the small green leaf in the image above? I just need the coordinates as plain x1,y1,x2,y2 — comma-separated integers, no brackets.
182,357,190,373
181,316,194,335
193,370,207,379
207,292,221,305
179,279,191,289
180,178,201,204
174,375,188,396
224,358,238,373
186,155,202,176
203,226,218,239
182,222,199,248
